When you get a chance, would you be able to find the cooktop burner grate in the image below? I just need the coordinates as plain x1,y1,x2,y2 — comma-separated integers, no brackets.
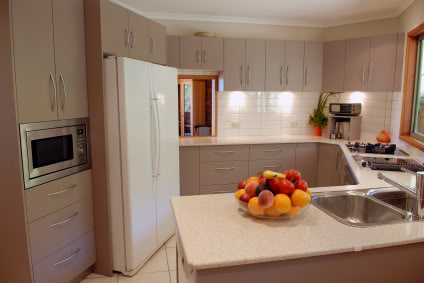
367,161,424,172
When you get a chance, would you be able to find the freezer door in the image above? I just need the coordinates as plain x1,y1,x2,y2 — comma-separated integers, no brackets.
151,64,180,246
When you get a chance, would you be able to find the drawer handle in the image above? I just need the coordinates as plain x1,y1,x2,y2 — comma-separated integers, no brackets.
211,190,236,194
49,212,79,227
263,149,283,152
263,166,279,169
53,248,80,266
48,184,77,196
213,151,235,154
214,167,236,170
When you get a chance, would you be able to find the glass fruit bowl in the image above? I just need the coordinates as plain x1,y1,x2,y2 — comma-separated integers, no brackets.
235,193,310,220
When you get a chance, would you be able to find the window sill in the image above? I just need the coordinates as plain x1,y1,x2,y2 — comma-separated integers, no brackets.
400,135,424,152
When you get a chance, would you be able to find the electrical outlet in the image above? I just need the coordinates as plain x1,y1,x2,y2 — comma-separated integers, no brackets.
232,121,240,129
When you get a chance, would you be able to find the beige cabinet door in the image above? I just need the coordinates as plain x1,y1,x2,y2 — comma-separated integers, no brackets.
202,37,224,70
101,0,129,57
12,0,58,123
265,40,285,92
344,37,370,92
128,11,149,61
368,34,397,92
179,147,200,196
53,0,88,120
167,35,180,68
224,38,246,91
246,39,266,91
295,143,318,188
303,42,323,92
149,20,166,65
180,36,202,69
323,40,346,92
285,40,305,91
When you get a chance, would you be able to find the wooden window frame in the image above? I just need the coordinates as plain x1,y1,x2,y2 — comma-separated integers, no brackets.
400,23,424,151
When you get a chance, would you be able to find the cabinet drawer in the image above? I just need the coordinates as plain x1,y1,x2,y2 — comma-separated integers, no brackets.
29,198,94,264
200,145,249,162
33,232,95,283
249,144,296,160
25,170,92,222
249,159,296,176
200,161,248,185
200,184,238,195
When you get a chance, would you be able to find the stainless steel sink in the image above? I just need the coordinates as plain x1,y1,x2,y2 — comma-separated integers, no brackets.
312,190,413,227
367,188,416,214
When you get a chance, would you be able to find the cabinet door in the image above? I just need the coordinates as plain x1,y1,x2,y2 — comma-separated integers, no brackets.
149,20,166,65
180,36,202,69
167,35,180,68
368,34,397,92
53,0,88,120
317,144,340,187
265,40,285,91
295,143,318,188
202,37,224,70
128,11,149,61
323,40,346,92
303,42,323,92
101,0,128,56
224,38,246,91
12,0,57,123
179,147,200,196
285,41,305,91
344,37,370,91
246,39,266,91
394,33,405,92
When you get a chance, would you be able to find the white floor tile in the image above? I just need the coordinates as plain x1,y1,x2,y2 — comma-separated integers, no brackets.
165,248,177,271
118,272,170,283
80,275,118,283
138,248,169,274
170,271,177,283
165,235,176,248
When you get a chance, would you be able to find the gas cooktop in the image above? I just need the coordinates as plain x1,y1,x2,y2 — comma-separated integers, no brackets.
346,142,409,156
357,157,424,172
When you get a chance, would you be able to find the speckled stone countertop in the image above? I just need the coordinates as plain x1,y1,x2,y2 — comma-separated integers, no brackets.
173,135,424,270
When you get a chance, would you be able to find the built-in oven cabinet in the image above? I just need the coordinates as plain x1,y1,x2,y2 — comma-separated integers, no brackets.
11,0,88,123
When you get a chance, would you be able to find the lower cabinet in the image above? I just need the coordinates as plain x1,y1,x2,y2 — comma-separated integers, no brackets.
248,159,296,176
179,147,200,196
200,184,239,195
295,143,319,188
200,161,248,186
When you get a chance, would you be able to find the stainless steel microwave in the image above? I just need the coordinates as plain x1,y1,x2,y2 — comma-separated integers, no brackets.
329,103,362,116
20,118,91,189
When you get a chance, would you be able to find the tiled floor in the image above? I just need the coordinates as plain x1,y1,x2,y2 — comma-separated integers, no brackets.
81,235,177,283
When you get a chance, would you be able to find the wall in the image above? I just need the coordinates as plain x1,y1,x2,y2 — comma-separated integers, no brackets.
400,0,424,32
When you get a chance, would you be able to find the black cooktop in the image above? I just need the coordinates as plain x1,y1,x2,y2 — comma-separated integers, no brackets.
346,142,408,156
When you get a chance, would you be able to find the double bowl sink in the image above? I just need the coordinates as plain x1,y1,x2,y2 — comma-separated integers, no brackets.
312,188,416,227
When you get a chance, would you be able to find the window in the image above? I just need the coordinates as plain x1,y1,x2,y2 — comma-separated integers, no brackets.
411,35,424,140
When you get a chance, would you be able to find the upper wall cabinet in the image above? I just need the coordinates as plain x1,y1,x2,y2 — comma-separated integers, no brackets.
167,35,180,68
285,41,305,91
128,11,149,61
394,33,406,92
180,36,202,69
245,39,266,91
323,40,346,92
148,20,166,65
12,0,88,123
303,42,323,92
265,40,286,92
344,37,371,92
224,38,246,91
202,37,224,70
101,0,129,57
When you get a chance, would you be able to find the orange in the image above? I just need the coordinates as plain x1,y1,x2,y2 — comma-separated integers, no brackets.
306,189,312,195
286,206,301,216
248,197,265,215
235,189,246,199
291,189,311,207
265,207,281,217
273,194,291,214
247,176,260,183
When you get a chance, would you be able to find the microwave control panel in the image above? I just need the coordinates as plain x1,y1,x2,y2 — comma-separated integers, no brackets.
76,127,88,163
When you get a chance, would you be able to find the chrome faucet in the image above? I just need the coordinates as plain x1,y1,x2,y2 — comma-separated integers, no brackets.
377,168,424,219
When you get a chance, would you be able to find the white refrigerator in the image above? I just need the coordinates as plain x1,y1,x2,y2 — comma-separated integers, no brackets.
103,57,180,275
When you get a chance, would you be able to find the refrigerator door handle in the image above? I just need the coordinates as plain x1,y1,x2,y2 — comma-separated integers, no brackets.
154,99,161,177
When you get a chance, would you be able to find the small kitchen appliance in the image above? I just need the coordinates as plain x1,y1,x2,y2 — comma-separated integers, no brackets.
329,103,362,116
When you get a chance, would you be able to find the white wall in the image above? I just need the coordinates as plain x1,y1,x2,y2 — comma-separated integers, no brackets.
400,0,424,32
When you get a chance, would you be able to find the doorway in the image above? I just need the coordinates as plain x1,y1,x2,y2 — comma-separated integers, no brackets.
178,76,217,137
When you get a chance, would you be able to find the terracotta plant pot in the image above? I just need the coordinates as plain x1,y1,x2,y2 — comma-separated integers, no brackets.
314,127,322,136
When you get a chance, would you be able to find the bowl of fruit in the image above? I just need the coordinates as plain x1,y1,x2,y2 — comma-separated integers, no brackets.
235,170,312,219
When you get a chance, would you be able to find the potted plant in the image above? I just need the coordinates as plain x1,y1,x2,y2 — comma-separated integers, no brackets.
309,92,341,136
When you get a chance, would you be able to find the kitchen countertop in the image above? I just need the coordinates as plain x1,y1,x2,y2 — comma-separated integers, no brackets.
173,134,424,270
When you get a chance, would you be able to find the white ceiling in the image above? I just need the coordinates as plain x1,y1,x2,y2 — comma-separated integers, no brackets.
113,0,414,28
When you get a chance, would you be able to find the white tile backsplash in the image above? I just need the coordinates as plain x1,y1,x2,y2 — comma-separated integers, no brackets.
216,91,398,137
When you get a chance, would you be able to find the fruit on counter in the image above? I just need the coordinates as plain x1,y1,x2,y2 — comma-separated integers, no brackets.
295,179,308,192
245,181,259,197
239,193,252,203
306,189,312,195
265,207,281,217
291,189,311,207
248,197,266,215
235,189,246,199
238,181,247,190
259,177,267,185
258,190,274,208
269,178,282,195
263,170,286,180
285,170,301,183
255,184,268,196
279,179,295,195
286,206,301,216
273,194,291,214
247,176,260,183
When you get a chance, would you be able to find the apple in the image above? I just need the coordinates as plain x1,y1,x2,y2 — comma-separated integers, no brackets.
285,170,301,183
269,178,281,195
239,193,252,203
238,181,247,190
245,181,259,197
295,179,308,192
279,179,295,195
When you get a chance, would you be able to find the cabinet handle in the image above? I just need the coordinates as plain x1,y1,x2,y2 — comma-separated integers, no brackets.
196,50,200,63
47,184,77,196
285,65,289,86
264,149,283,152
130,32,135,48
280,66,283,86
369,62,374,85
305,66,308,86
151,38,156,54
49,211,79,227
211,190,236,194
213,151,235,153
247,65,250,86
49,73,57,112
59,74,67,111
214,167,236,170
263,165,279,169
202,50,206,64
53,248,80,266
240,65,243,86
124,29,128,47
362,64,367,85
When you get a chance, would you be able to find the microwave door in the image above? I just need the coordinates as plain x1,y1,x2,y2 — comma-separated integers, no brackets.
26,127,79,180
